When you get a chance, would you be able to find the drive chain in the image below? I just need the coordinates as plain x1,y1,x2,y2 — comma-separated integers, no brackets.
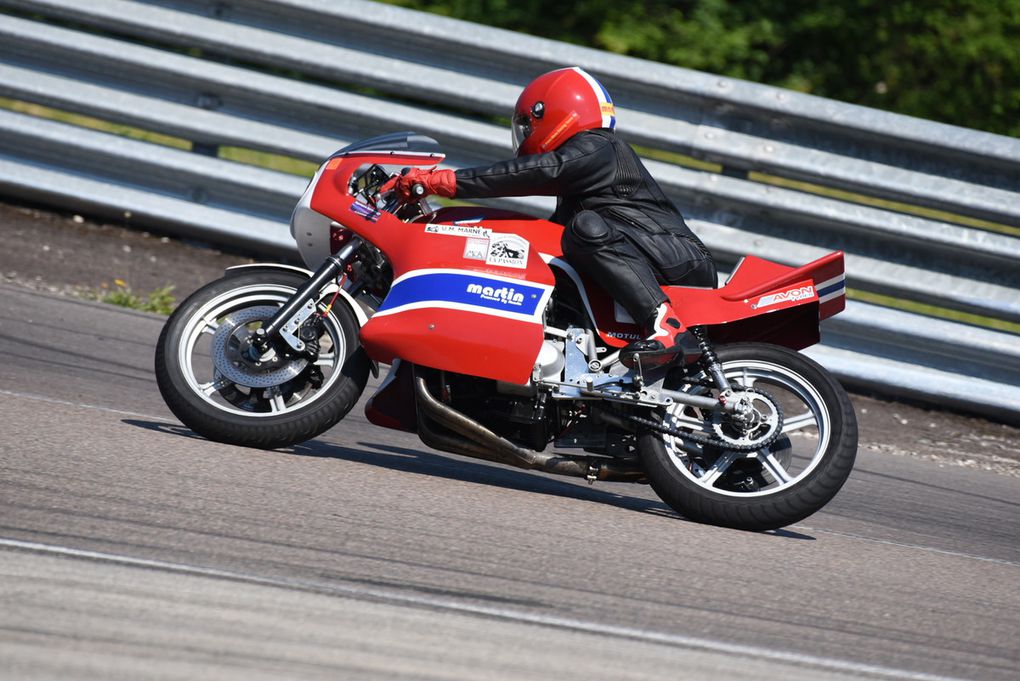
617,409,782,453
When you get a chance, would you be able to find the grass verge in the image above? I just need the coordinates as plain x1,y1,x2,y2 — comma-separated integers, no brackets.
84,280,177,316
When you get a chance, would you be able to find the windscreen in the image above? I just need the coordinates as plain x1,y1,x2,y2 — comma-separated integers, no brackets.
335,132,442,156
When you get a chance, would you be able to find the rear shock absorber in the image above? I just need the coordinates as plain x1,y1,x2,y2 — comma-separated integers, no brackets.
693,327,730,392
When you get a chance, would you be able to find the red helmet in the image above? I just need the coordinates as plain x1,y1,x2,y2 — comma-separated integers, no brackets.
512,67,616,157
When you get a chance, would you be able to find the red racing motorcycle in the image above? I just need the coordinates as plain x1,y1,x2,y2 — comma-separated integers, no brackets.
155,133,857,531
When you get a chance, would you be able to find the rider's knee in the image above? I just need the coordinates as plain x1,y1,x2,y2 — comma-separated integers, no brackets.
564,210,612,252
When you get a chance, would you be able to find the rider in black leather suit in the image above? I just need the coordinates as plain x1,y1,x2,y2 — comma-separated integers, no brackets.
384,67,716,363
454,128,716,334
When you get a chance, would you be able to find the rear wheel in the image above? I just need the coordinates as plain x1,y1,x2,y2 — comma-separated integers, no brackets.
639,343,857,530
154,271,370,449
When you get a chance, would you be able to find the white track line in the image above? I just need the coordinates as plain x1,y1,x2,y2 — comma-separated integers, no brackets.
0,538,972,681
793,525,1019,568
0,389,166,421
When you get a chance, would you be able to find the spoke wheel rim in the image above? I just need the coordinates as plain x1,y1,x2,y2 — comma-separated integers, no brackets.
661,359,831,498
177,284,348,417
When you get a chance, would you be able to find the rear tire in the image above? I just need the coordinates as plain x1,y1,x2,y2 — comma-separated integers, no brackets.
639,343,857,531
154,271,370,449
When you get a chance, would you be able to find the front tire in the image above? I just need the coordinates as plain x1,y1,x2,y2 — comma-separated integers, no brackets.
154,271,370,449
639,343,857,531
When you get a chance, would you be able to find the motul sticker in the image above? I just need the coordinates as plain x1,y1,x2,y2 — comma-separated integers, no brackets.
752,285,815,309
463,238,488,261
424,223,492,238
486,233,529,269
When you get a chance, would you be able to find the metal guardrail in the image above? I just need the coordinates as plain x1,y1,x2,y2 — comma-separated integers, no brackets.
0,0,1018,422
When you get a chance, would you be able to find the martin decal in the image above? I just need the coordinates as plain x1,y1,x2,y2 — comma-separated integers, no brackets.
466,283,526,306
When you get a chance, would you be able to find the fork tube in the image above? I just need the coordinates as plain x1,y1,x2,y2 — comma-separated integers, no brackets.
255,237,362,347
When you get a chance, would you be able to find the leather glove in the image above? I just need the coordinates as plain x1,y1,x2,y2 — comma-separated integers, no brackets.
380,167,457,201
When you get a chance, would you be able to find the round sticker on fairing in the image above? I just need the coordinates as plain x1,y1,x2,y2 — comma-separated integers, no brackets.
486,233,529,269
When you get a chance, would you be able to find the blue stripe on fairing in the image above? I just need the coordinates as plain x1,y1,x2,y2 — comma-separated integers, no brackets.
379,271,546,317
818,281,846,298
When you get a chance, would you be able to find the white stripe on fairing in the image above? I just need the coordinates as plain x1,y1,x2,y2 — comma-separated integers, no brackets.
0,538,973,681
817,273,846,304
819,290,846,304
378,268,554,323
572,67,613,128
372,299,545,324
817,273,846,290
389,267,545,289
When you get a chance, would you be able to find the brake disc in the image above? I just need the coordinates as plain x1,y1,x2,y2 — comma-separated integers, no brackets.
210,305,308,388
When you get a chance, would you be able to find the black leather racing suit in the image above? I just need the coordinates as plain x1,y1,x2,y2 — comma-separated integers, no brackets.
453,129,716,328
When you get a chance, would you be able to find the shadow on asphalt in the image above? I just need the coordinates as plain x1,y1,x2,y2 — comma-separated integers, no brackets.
120,419,818,539
123,419,208,441
300,439,678,518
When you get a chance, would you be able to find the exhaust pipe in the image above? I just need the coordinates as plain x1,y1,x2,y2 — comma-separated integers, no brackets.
414,374,644,483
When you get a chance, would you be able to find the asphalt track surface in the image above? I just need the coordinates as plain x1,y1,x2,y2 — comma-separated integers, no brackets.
1,283,1018,680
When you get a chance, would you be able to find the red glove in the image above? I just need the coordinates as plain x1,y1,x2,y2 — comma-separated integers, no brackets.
380,167,457,201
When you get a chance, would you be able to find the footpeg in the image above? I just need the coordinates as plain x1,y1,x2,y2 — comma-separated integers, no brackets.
619,342,683,370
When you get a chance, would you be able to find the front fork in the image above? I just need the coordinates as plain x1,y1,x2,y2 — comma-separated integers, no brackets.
251,236,363,356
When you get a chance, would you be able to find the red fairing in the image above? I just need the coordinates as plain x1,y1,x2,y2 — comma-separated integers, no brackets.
358,213,557,385
663,252,848,350
308,157,553,384
361,308,546,384
551,251,847,350
672,252,846,327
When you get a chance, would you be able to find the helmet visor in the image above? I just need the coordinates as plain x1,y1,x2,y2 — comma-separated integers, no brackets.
511,113,532,153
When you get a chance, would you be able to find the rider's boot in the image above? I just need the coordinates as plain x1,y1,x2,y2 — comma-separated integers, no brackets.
620,302,702,369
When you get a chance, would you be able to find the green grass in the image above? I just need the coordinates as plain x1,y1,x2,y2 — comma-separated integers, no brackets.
632,140,1020,238
0,98,316,177
85,280,177,316
218,146,318,177
752,173,1020,238
0,97,192,149
632,144,722,172
848,288,1020,334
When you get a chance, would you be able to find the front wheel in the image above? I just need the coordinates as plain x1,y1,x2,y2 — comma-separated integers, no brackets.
639,343,857,531
154,271,371,449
